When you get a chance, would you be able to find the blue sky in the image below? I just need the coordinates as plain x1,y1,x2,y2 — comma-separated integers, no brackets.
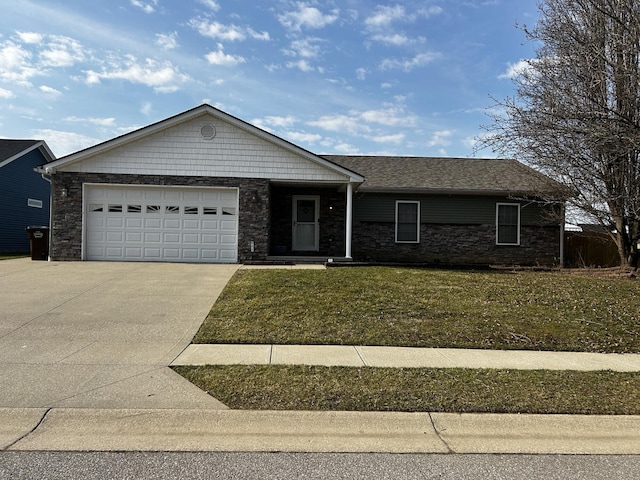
0,0,539,158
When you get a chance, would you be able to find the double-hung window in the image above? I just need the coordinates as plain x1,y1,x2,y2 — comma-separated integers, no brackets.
396,201,420,243
496,203,520,245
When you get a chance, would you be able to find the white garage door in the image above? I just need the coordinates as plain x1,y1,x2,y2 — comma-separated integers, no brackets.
85,185,238,263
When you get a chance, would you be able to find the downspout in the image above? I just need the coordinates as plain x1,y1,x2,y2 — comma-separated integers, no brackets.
345,182,353,260
40,172,53,262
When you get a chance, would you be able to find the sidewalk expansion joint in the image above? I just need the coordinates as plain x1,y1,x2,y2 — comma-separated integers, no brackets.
428,412,455,454
3,408,52,451
353,346,367,366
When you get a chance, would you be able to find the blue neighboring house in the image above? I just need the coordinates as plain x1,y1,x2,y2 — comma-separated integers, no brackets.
0,140,56,252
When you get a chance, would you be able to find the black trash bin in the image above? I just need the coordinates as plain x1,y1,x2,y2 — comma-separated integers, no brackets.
26,226,49,261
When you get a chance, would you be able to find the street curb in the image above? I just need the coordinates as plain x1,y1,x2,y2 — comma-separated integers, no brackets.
3,408,640,454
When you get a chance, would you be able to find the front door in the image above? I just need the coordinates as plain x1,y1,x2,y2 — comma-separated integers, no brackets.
292,195,319,251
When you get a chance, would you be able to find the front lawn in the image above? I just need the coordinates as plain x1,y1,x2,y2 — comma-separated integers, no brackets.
193,267,640,353
173,365,640,414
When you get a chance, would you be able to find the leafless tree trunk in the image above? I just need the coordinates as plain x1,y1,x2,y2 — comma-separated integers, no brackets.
479,0,640,268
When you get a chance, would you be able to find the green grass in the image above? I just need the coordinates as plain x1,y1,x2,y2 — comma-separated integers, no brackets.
193,267,640,353
173,365,640,414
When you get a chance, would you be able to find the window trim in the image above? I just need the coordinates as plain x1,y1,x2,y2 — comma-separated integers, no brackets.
395,200,420,243
496,202,521,246
27,198,43,208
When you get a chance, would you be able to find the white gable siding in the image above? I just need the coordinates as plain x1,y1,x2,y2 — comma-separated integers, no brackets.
58,114,348,182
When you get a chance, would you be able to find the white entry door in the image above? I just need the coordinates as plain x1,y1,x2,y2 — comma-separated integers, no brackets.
85,185,238,263
292,195,319,251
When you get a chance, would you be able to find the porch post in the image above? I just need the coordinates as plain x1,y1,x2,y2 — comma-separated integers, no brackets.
345,182,353,260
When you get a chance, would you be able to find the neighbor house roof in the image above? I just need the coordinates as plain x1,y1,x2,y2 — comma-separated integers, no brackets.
323,155,566,197
0,139,55,169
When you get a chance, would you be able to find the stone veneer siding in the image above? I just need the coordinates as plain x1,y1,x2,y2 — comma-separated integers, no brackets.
50,172,270,262
352,222,561,266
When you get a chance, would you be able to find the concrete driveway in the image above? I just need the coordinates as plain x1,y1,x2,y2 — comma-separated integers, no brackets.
0,258,239,409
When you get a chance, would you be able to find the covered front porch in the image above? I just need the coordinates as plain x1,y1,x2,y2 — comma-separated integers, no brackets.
266,183,355,262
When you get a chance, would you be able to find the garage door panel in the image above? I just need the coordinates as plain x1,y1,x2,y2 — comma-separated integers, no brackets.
106,217,124,228
86,186,238,263
182,233,200,244
220,234,237,245
144,218,162,228
126,218,143,228
202,219,219,229
125,247,143,258
201,250,219,260
183,219,200,229
202,234,219,245
105,247,124,257
106,231,124,242
125,232,142,242
163,219,181,229
163,233,181,244
163,248,180,259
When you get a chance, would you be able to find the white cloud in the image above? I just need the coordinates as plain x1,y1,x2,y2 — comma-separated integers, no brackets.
198,0,220,11
333,143,360,154
0,42,39,86
0,87,14,98
65,116,116,127
360,106,417,127
356,68,367,80
253,115,296,128
39,35,85,67
283,38,322,58
368,133,405,144
498,59,532,79
380,52,439,71
205,44,245,66
371,33,424,46
30,129,100,157
286,59,316,72
39,85,62,96
427,130,454,147
365,5,406,27
308,114,371,135
278,4,339,31
84,56,190,93
131,0,157,14
140,102,153,116
16,32,43,44
190,18,270,42
190,19,247,41
156,32,178,50
285,131,323,144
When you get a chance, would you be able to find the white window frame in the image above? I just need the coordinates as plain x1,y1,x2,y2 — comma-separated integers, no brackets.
27,198,43,208
395,200,420,243
496,203,521,245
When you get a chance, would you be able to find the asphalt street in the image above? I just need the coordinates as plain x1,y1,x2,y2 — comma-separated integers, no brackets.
1,452,640,480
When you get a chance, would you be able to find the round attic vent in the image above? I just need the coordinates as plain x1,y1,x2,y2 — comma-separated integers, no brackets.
200,124,216,140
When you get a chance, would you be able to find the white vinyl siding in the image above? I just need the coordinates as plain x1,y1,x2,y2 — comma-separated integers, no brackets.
60,116,348,183
496,203,520,245
395,201,420,243
85,185,238,263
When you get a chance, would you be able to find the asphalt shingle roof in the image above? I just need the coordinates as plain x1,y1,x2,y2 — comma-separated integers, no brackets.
0,139,40,163
322,155,564,196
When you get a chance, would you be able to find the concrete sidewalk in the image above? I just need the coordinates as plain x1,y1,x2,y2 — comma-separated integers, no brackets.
172,344,640,371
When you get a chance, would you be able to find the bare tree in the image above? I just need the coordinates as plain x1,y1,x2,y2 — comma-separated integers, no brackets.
480,0,640,268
